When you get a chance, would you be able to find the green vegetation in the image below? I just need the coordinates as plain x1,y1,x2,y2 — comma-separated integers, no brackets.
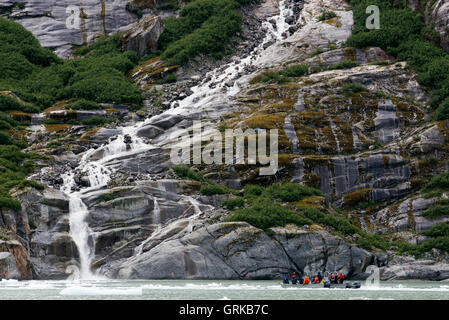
253,64,310,84
423,170,449,193
421,200,449,218
172,165,205,182
158,0,254,65
0,17,145,210
265,183,323,202
346,0,449,120
65,99,104,110
29,220,37,230
397,223,449,257
222,197,245,210
0,18,142,108
342,82,368,94
200,184,230,195
155,73,177,84
318,11,337,22
328,60,359,70
310,49,323,57
252,61,363,85
0,233,10,241
223,183,387,249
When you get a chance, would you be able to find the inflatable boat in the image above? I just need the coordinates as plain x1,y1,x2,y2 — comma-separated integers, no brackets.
281,281,361,289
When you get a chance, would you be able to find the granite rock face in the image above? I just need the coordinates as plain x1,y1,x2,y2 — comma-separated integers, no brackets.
112,223,374,279
1,0,138,58
119,15,164,57
7,0,449,281
0,252,20,279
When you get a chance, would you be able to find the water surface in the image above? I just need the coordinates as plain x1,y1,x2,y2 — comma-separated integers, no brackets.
1,280,449,300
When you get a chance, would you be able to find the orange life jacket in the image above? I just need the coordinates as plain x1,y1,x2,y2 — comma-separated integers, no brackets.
304,277,310,284
313,276,319,284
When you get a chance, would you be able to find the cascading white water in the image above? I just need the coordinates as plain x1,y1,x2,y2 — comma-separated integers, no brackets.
134,197,162,256
67,194,95,279
187,197,203,233
167,0,294,112
153,198,161,225
61,125,152,279
58,0,295,276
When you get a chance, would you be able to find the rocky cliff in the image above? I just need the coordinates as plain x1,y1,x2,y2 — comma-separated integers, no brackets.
2,0,449,281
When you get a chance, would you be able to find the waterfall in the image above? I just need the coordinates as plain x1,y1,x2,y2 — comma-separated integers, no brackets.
67,193,95,279
60,126,152,279
153,198,161,225
134,198,162,256
187,197,203,233
57,0,295,277
167,0,294,112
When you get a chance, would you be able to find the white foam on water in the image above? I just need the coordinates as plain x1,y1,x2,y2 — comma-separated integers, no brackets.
141,282,282,291
59,286,142,296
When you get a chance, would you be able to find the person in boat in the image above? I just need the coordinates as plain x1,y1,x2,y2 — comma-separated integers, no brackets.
283,275,289,284
303,276,310,285
291,272,298,285
338,273,345,284
299,276,304,285
330,273,335,284
313,275,319,284
317,272,323,283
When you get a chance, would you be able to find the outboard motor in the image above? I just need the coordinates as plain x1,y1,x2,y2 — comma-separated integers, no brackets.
324,280,331,288
352,282,361,289
345,282,352,289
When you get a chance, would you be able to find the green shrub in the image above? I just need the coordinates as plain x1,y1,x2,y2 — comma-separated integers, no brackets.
266,183,323,202
222,197,245,210
0,196,21,211
159,0,243,65
200,184,230,195
66,99,104,110
102,193,118,202
281,64,309,77
224,197,312,231
328,60,359,70
258,71,290,84
172,165,205,181
433,98,449,121
29,220,37,230
422,223,449,237
155,73,177,84
346,0,449,123
421,200,449,218
346,1,422,49
244,184,264,196
318,11,337,22
423,170,449,192
343,82,368,94
0,95,39,113
19,180,44,190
